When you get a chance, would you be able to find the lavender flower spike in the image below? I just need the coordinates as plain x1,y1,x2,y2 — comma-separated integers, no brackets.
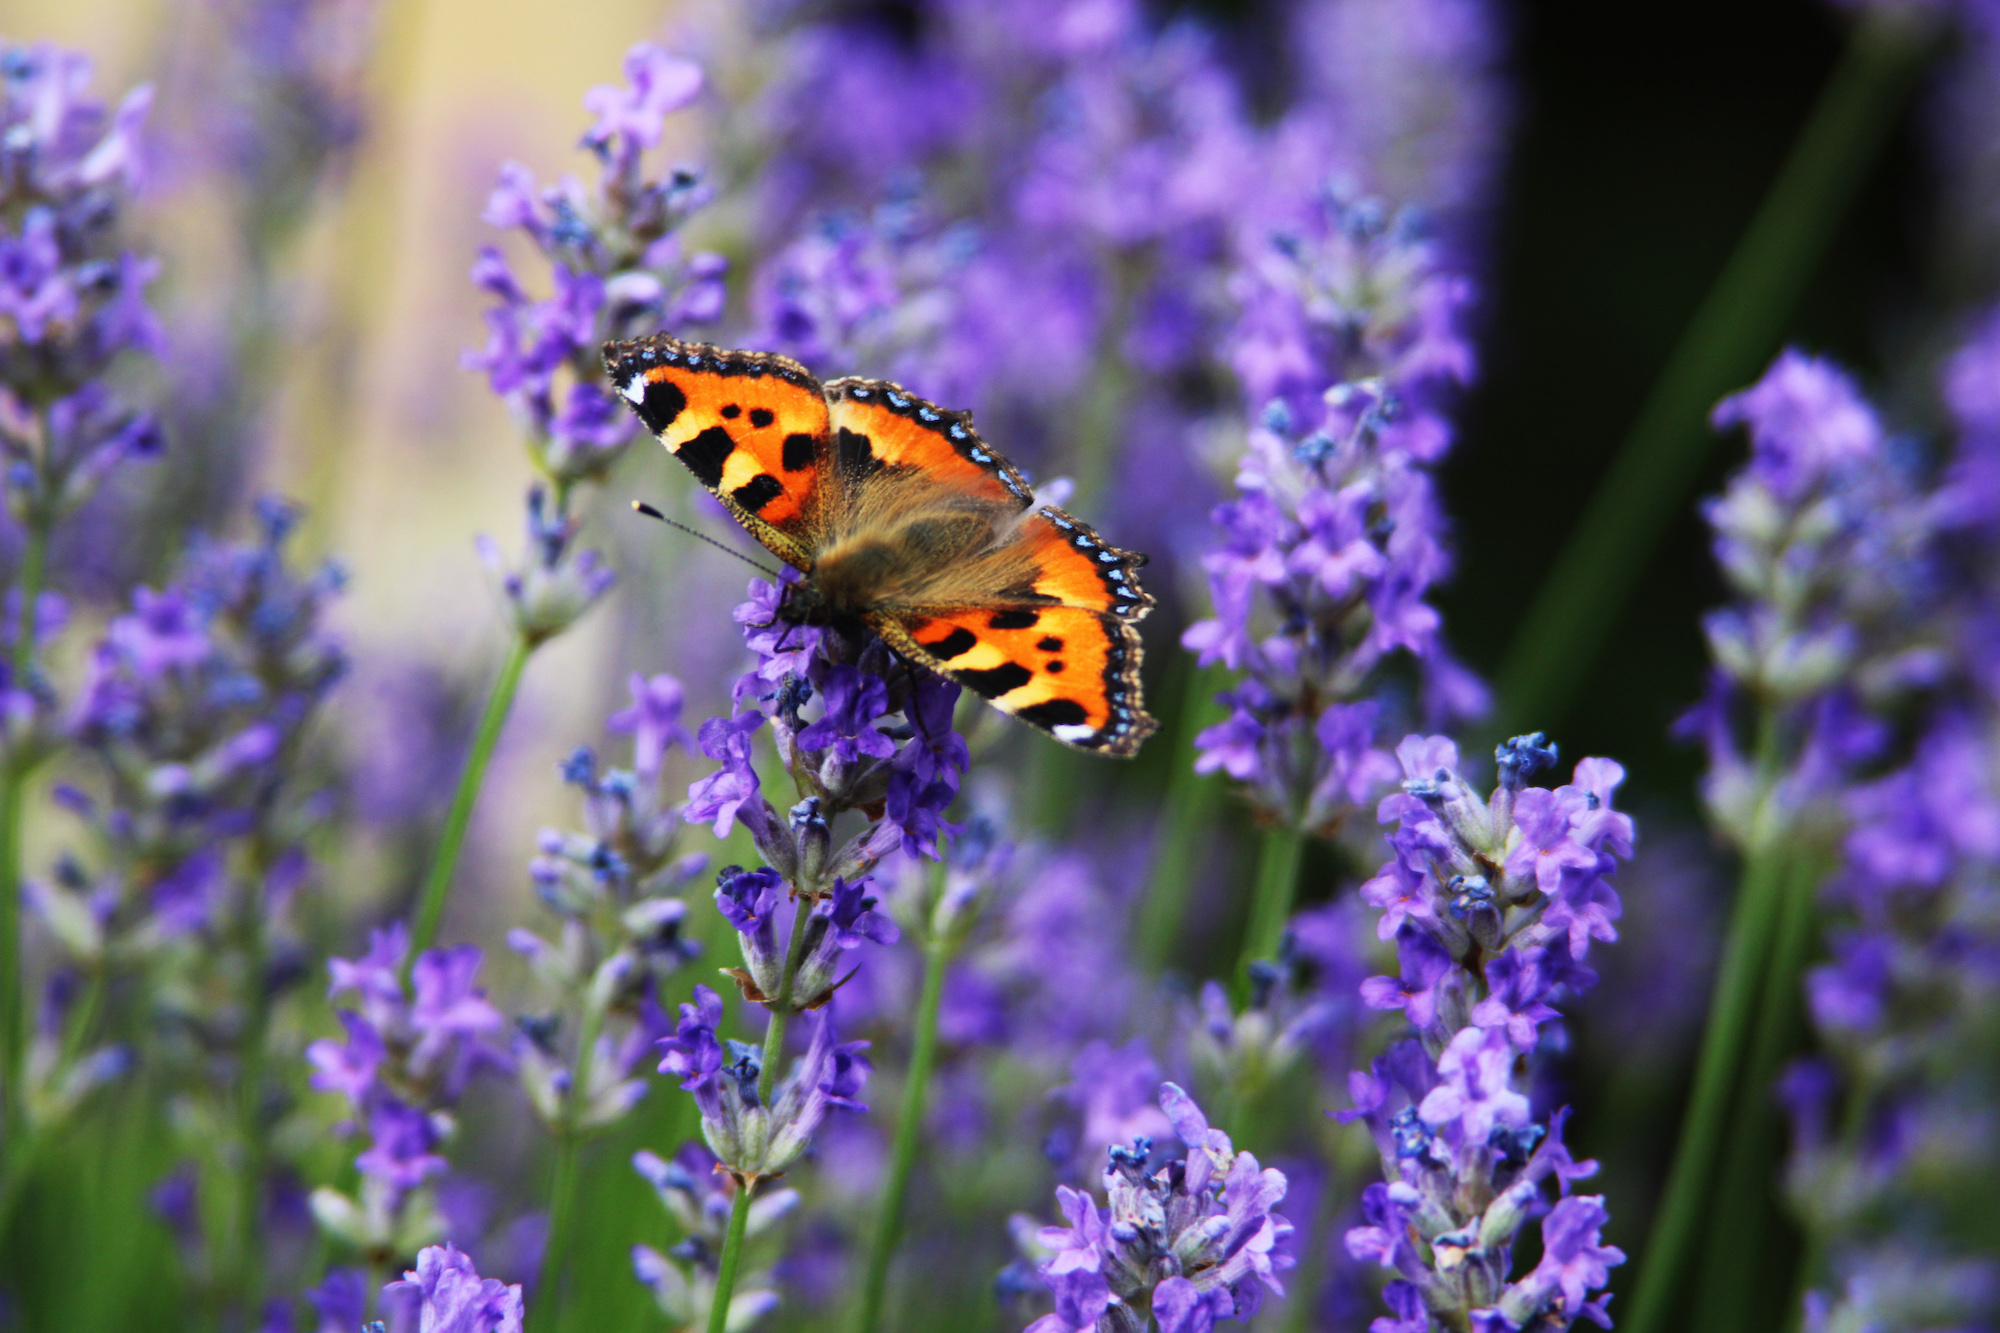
1343,733,1631,1330
1016,1080,1294,1332
656,984,871,1186
380,1244,523,1333
631,1143,792,1332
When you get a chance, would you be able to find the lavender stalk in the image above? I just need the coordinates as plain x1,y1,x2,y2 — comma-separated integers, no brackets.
1632,350,1938,1333
0,41,159,1170
424,43,724,963
1341,733,1633,1331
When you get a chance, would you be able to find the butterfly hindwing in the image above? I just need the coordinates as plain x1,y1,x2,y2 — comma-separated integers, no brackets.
824,378,1034,512
603,335,831,568
875,602,1154,756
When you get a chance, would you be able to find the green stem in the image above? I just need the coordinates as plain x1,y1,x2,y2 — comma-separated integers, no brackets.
527,1000,606,1333
706,1187,752,1333
1689,850,1830,1333
1137,662,1230,972
405,633,532,975
1235,822,1307,1003
0,510,50,1180
235,901,273,1315
1495,13,1932,733
852,932,950,1333
708,895,816,1333
1623,841,1792,1333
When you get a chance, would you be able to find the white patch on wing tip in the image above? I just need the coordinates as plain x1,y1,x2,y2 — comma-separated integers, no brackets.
620,377,647,405
1053,723,1097,743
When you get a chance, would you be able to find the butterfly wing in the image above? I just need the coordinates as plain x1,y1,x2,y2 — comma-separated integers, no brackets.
603,335,832,569
822,378,1035,513
876,598,1154,756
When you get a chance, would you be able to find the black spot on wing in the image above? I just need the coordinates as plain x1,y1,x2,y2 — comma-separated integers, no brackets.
678,426,735,488
635,377,687,435
1015,698,1091,730
923,627,978,660
837,427,884,479
732,474,785,514
1037,636,1064,652
750,408,775,429
782,433,818,472
721,403,741,419
988,609,1040,630
956,662,1033,699
1046,660,1066,674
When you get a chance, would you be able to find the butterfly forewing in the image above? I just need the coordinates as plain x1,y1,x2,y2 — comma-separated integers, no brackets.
822,379,1035,513
603,335,831,568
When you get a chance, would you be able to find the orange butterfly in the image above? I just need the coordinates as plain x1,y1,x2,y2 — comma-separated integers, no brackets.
602,335,1157,756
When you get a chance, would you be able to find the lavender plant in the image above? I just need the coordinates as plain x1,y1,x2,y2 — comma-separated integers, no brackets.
1757,313,2000,1333
0,39,159,1178
306,924,511,1305
1011,1079,1296,1331
1182,185,1483,983
1342,734,1632,1330
1631,350,1944,1333
651,549,983,1321
6,10,1990,1333
508,673,705,1321
431,41,726,961
45,499,346,1321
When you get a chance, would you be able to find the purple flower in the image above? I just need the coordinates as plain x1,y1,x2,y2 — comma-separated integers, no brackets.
1471,945,1584,1051
0,45,162,522
1183,336,1478,832
355,1100,448,1194
1485,1195,1624,1330
883,675,969,859
605,672,692,777
1419,1026,1530,1142
1060,1039,1174,1161
381,1244,523,1333
794,664,896,765
306,1010,384,1108
467,44,719,488
1344,733,1630,1330
715,865,787,1001
684,711,772,841
1711,349,1882,504
1026,1083,1294,1329
581,45,703,160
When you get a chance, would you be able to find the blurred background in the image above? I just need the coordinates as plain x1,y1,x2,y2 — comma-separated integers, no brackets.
0,0,1986,1329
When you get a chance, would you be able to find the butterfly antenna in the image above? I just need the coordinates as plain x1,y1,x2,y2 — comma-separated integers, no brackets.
630,501,781,578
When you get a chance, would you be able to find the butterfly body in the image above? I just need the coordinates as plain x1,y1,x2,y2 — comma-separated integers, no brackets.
604,334,1157,756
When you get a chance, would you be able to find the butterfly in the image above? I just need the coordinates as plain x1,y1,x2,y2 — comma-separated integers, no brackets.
602,334,1157,756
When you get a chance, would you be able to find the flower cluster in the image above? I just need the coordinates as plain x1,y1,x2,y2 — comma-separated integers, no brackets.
377,1243,524,1333
1681,350,1940,851
1185,189,1482,834
466,42,723,490
1764,318,2000,1333
656,983,871,1188
630,1143,795,1332
1186,895,1375,1109
305,924,511,1268
1340,733,1631,1330
31,500,344,1315
510,673,705,1136
0,41,162,532
1015,1081,1295,1332
688,573,970,875
750,190,1002,413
